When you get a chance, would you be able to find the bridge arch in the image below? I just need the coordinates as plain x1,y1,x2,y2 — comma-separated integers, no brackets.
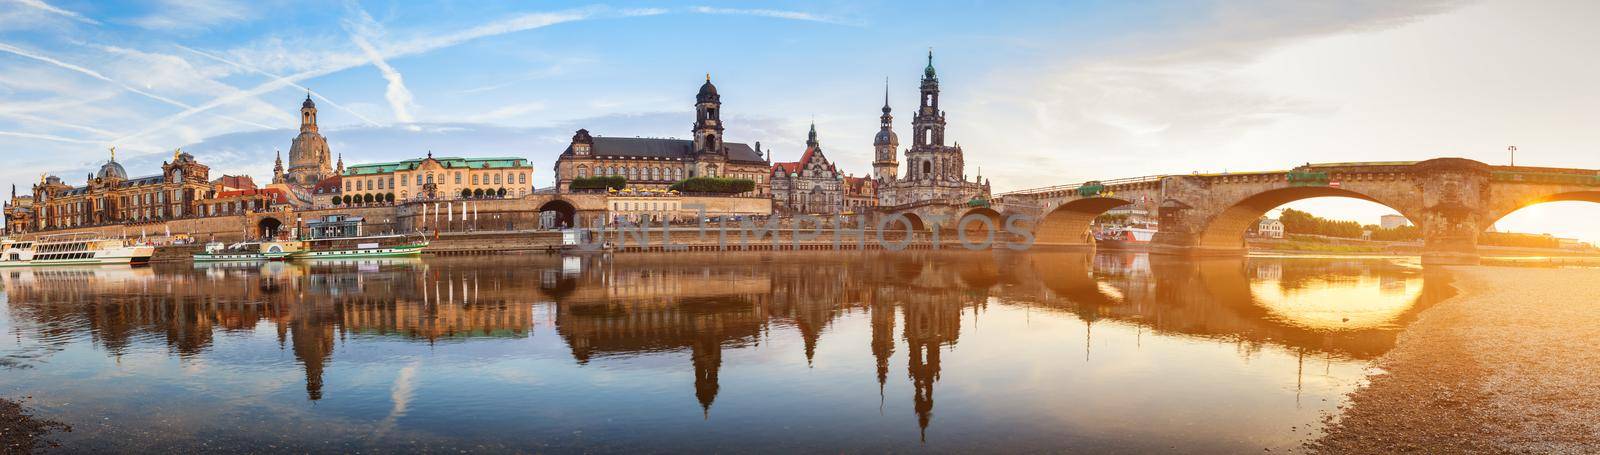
538,198,578,229
1193,186,1425,251
1484,190,1600,231
956,207,1003,238
257,217,282,239
1035,197,1135,247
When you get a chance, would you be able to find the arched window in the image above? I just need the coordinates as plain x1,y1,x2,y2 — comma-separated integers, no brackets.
577,165,589,178
455,172,462,184
674,168,683,180
494,174,502,184
922,160,932,177
923,128,932,145
651,168,660,181
472,174,480,185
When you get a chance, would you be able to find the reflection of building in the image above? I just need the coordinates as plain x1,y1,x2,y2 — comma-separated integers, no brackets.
343,152,535,202
553,77,772,194
874,51,990,207
770,124,845,215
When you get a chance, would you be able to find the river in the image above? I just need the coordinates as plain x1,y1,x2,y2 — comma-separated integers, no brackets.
0,251,1451,452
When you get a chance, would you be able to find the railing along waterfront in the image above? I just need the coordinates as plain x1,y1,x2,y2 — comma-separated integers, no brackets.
995,175,1166,198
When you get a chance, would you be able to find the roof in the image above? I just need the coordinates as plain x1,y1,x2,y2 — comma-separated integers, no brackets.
844,176,875,194
312,175,342,194
771,146,835,176
561,137,767,164
213,175,257,190
345,156,531,176
213,188,289,204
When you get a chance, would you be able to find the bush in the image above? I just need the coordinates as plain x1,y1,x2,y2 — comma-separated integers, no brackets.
670,177,755,194
571,176,626,190
385,193,395,203
331,195,343,205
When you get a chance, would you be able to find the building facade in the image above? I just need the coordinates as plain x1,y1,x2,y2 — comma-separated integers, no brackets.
770,124,845,215
340,153,534,204
1257,218,1285,239
24,149,213,231
553,77,772,195
843,176,877,214
3,186,34,235
875,51,990,207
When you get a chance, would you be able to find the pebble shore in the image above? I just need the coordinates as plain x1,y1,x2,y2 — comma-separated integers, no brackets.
1,398,69,454
1311,266,1600,453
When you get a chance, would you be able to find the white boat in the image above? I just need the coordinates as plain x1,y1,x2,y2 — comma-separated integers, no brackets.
1095,223,1159,251
193,240,303,262
0,233,155,267
291,214,429,260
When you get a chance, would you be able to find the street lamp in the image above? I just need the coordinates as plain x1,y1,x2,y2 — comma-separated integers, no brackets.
1508,145,1517,166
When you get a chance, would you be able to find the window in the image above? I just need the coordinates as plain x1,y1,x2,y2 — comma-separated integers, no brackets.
519,173,527,185
577,166,588,178
494,174,502,184
455,172,462,184
402,175,410,187
473,174,480,185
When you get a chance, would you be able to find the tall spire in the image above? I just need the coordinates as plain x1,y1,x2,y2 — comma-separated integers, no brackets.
924,48,936,80
882,77,892,113
806,121,819,149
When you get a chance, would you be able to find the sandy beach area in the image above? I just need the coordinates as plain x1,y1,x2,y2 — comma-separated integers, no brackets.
1,398,69,454
1312,266,1600,453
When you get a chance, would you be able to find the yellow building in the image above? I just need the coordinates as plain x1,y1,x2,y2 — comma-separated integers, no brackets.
339,152,535,204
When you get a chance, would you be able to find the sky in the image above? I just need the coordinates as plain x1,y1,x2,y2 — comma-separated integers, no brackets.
2,0,1598,241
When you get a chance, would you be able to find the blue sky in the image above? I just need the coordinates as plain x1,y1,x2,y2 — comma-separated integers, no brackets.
3,0,1600,240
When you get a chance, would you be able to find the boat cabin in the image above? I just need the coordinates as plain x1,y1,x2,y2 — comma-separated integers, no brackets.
306,215,365,239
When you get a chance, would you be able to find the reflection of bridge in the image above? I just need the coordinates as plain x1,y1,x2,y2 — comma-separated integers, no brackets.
973,158,1600,264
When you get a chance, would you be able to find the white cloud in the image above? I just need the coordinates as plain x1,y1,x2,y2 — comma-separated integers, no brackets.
11,0,98,25
689,6,857,26
345,6,418,124
123,0,249,31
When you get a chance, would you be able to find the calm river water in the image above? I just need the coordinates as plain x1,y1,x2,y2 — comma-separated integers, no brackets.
0,251,1449,453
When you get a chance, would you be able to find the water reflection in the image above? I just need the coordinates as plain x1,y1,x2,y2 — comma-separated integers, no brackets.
0,252,1450,452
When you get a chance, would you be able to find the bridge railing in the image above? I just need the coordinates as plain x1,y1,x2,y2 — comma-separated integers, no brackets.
995,175,1166,198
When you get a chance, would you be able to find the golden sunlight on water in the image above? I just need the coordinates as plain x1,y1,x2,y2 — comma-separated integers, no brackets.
1250,261,1424,331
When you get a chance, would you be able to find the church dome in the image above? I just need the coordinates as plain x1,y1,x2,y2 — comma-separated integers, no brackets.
874,129,898,146
97,160,127,180
302,95,316,109
697,76,719,102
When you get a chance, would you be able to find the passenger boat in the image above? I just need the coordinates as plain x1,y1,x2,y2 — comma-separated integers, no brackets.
0,233,155,267
1095,223,1158,251
193,241,303,262
290,214,429,260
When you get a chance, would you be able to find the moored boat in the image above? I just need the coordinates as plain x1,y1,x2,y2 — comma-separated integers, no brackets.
1095,223,1158,251
193,240,304,262
290,214,428,260
0,233,154,267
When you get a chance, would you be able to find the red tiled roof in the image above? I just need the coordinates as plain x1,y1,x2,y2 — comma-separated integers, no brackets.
214,188,289,204
312,175,342,194
771,146,837,176
213,175,257,190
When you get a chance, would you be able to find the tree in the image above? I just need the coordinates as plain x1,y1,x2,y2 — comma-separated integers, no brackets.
363,193,374,204
473,188,484,198
670,177,756,194
460,188,472,199
385,193,395,203
331,195,343,206
497,188,507,198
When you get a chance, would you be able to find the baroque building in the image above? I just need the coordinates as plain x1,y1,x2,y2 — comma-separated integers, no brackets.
341,152,534,203
278,95,336,187
25,149,212,230
554,76,772,195
875,51,990,207
769,123,846,215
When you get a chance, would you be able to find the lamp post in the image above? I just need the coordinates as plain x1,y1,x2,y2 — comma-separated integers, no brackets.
1508,145,1517,166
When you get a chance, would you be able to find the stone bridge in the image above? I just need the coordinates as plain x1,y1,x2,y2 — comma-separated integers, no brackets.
979,158,1600,264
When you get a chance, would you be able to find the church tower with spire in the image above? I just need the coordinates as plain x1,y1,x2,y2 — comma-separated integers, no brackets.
873,79,900,182
693,75,724,156
286,94,334,186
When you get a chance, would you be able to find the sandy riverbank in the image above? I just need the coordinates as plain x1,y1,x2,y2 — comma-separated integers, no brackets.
1311,266,1600,453
1,398,69,454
